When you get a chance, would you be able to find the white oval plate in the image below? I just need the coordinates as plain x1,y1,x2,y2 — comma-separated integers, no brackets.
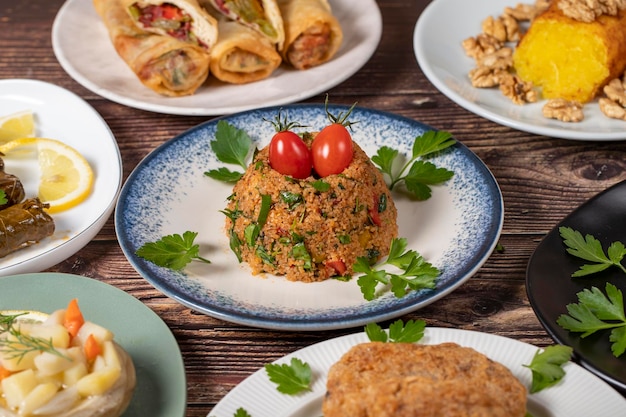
0,272,186,417
115,104,503,331
51,0,382,116
210,327,626,417
0,79,122,275
413,0,626,141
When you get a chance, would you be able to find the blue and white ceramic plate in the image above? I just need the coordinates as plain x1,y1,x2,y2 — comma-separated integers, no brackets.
115,105,503,331
211,328,626,417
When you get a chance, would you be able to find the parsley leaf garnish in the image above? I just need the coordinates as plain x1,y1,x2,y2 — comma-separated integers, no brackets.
372,130,456,200
365,319,426,343
559,226,626,277
0,190,6,205
204,120,254,181
265,357,312,395
234,408,252,417
523,345,573,393
135,231,211,271
556,282,626,357
354,237,439,301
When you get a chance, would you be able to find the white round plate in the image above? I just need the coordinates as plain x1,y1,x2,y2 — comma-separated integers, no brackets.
413,0,626,141
51,0,382,116
0,272,186,417
210,327,626,417
115,104,503,331
0,79,122,276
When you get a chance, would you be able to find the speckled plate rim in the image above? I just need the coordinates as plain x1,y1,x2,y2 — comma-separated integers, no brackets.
115,104,503,331
413,0,626,141
210,328,626,417
0,272,187,417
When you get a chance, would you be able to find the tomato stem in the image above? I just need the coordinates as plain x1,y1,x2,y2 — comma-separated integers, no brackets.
265,108,307,132
324,94,358,129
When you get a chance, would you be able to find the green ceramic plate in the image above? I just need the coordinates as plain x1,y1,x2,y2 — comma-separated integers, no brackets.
0,272,186,417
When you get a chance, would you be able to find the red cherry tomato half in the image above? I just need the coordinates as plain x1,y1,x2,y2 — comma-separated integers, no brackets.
311,124,354,177
268,131,312,179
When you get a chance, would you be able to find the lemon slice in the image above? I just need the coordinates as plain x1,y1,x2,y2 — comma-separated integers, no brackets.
0,110,35,144
0,137,94,213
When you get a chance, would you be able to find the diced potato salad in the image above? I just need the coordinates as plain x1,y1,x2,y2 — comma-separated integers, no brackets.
0,300,122,415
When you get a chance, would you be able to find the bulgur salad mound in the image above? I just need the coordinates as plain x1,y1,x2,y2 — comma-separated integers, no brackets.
224,134,398,283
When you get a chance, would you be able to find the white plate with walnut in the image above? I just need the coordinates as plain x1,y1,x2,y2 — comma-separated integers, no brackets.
414,0,626,141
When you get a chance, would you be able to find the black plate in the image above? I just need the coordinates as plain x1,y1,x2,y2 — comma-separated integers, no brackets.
527,179,626,393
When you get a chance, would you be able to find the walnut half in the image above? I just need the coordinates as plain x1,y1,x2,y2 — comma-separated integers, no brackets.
542,98,584,122
499,74,538,105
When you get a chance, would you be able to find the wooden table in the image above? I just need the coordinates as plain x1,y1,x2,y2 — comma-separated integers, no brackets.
2,1,626,415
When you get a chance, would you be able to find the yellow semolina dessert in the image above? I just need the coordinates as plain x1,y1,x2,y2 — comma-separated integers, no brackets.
513,0,626,103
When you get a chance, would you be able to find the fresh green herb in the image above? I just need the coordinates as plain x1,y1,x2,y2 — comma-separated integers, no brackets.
556,282,626,357
233,408,252,417
244,194,271,246
523,345,573,393
204,120,254,181
372,130,456,200
255,245,276,266
0,190,6,205
0,313,68,362
354,237,439,301
222,204,243,262
291,242,312,271
337,234,351,244
135,231,211,270
279,191,304,210
559,226,626,277
311,180,330,192
265,357,312,395
365,319,426,343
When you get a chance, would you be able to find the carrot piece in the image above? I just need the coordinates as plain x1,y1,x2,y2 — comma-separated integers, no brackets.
64,298,85,338
84,334,102,362
0,365,12,381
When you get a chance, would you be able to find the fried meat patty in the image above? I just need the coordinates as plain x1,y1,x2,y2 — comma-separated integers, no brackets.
322,342,527,417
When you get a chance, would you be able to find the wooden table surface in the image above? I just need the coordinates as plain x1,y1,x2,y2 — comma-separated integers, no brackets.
2,0,626,415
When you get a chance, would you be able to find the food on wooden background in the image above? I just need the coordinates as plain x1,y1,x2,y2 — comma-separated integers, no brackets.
93,0,343,95
224,136,398,282
513,0,626,104
322,342,527,417
208,13,282,84
0,198,54,258
201,0,285,48
93,0,211,96
277,0,343,70
463,0,626,123
123,0,219,50
0,300,136,417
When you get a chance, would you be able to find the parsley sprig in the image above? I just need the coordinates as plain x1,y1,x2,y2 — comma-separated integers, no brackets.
557,282,626,357
371,130,456,200
365,319,426,343
135,231,210,270
264,357,312,395
523,345,573,393
0,312,68,362
204,120,254,182
354,238,439,301
559,226,626,277
0,190,6,205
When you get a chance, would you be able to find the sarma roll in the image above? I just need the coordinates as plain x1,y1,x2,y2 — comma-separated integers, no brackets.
123,0,218,50
201,0,285,48
0,157,25,211
94,0,211,97
0,198,55,258
209,15,282,84
277,0,342,70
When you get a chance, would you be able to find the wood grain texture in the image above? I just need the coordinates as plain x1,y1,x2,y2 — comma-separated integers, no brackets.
1,0,626,415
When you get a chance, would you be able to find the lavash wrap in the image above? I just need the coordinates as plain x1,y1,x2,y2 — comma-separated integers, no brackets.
277,0,342,70
201,0,285,49
121,0,219,50
93,0,210,96
209,13,282,84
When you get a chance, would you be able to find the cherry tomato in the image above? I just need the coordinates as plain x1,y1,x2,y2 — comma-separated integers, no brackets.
311,124,354,177
268,131,312,179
